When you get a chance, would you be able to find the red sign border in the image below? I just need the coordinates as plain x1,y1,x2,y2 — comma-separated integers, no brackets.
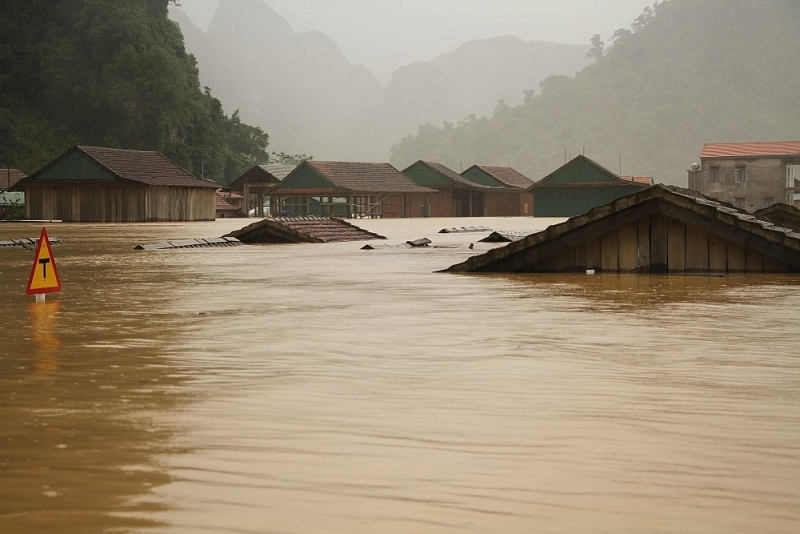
26,227,62,295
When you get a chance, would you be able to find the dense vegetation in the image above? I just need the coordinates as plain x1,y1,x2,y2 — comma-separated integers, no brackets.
0,0,269,183
390,0,800,185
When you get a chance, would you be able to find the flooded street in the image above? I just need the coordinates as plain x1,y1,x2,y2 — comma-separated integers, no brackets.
2,217,800,533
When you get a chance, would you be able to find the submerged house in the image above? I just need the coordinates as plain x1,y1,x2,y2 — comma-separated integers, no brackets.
229,164,295,217
687,141,800,211
529,155,648,217
13,146,217,222
461,165,535,216
269,161,435,218
402,161,501,217
445,185,800,274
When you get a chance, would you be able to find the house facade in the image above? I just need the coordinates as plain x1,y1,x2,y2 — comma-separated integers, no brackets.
13,146,217,222
688,141,800,212
529,155,648,217
460,165,535,216
402,161,500,217
270,161,435,218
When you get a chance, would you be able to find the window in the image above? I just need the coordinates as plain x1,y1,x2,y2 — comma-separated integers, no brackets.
763,197,775,208
788,165,800,188
735,167,746,183
733,197,746,210
709,167,720,183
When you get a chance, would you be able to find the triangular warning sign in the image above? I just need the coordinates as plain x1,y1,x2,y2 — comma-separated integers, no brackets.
26,227,62,295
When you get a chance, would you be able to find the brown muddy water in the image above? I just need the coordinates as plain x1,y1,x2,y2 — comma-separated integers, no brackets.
1,217,800,534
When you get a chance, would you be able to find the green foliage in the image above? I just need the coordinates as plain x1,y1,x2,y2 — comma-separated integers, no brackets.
391,0,800,185
0,0,271,184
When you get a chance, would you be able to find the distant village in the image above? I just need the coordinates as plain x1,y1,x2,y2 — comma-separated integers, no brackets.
3,141,800,275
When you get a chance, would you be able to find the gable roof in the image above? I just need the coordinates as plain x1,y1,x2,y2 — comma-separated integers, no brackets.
280,161,436,194
404,161,494,189
1,169,26,190
15,146,217,189
621,175,654,186
227,216,386,244
530,155,641,190
701,141,800,159
464,165,534,189
445,185,800,273
228,164,287,190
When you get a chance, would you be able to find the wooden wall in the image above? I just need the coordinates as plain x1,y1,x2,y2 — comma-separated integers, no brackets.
527,214,791,273
25,182,215,222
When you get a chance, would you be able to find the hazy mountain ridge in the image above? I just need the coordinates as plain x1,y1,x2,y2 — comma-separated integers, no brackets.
390,0,800,185
171,2,591,161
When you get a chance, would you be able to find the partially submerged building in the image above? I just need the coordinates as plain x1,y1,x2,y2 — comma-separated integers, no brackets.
13,146,217,222
270,161,435,218
445,185,800,274
228,164,295,217
403,160,532,217
460,165,535,216
529,155,648,217
687,141,800,212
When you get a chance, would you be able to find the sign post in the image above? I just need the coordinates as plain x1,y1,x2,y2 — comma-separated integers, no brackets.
26,227,62,302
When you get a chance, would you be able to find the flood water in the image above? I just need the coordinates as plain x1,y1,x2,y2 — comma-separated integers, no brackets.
2,217,800,533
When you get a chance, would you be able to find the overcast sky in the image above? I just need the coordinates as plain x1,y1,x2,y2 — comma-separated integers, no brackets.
178,0,651,80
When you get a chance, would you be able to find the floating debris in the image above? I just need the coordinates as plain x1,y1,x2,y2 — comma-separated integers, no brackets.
478,231,530,243
0,237,64,249
134,237,243,251
438,226,493,234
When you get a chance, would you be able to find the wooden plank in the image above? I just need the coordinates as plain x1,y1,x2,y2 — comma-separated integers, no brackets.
586,238,601,271
763,254,788,273
667,218,686,273
601,231,619,272
727,242,746,272
575,242,588,270
746,249,763,273
650,214,668,272
618,222,639,272
708,234,727,272
637,218,651,272
685,224,709,273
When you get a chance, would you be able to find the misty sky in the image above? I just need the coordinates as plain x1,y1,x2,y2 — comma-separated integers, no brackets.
178,0,651,80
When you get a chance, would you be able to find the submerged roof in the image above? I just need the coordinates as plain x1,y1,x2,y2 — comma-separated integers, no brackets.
445,185,800,273
464,165,534,189
701,141,800,159
15,146,217,189
755,203,800,231
227,216,386,244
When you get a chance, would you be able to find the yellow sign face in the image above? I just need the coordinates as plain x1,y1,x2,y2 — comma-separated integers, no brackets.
26,227,62,295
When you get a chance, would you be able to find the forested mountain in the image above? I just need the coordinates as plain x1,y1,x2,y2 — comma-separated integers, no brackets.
170,4,589,161
390,0,800,185
0,0,268,183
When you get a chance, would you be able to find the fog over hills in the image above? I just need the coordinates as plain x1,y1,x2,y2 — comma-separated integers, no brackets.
169,1,590,161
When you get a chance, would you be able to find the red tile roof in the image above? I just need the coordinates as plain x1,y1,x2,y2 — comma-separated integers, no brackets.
215,191,240,211
701,141,800,159
470,165,534,189
305,161,435,193
1,169,26,189
621,175,654,186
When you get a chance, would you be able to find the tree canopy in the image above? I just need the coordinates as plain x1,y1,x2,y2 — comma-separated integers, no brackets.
0,0,270,183
390,0,800,185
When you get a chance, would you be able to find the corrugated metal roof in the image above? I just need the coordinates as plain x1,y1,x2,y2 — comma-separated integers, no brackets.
306,161,436,193
470,166,534,189
258,164,296,180
701,141,800,158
